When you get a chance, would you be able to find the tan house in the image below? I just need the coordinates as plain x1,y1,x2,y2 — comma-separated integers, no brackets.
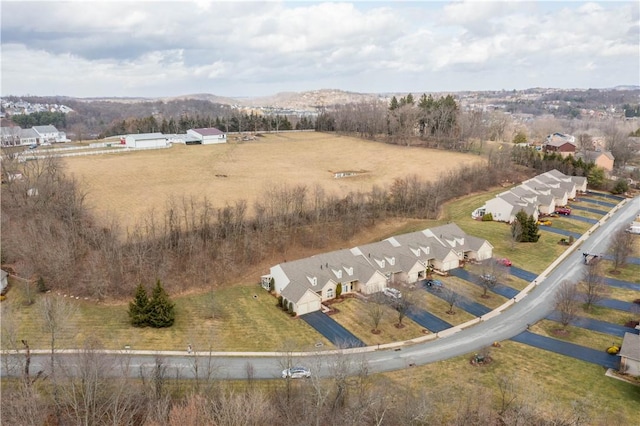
576,151,615,173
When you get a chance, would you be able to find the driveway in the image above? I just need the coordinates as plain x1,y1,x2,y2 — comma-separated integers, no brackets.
546,311,640,337
424,286,491,316
599,254,640,266
603,277,640,291
449,268,519,298
538,225,582,239
586,191,625,201
511,331,619,369
576,197,618,208
509,266,537,282
570,205,608,215
406,308,452,333
300,311,365,348
566,214,598,224
595,298,638,312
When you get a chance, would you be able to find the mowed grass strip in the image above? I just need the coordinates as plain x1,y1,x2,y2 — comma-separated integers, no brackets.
440,276,509,310
328,297,427,346
578,304,639,326
603,262,640,284
412,290,477,325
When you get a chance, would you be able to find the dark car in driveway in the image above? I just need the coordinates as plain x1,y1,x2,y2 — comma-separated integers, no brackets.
424,279,443,289
555,206,571,215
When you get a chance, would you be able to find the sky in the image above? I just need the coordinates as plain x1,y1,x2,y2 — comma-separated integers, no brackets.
1,0,639,99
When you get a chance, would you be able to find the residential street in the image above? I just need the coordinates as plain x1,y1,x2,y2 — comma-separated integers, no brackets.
2,196,638,381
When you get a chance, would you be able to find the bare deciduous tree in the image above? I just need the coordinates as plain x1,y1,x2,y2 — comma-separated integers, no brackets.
554,280,580,329
608,226,633,272
580,261,606,310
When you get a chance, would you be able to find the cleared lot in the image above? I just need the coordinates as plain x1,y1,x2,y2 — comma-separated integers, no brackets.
62,132,483,230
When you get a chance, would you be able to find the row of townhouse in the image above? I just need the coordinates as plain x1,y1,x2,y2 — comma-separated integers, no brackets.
261,223,493,316
474,169,588,223
1,125,69,146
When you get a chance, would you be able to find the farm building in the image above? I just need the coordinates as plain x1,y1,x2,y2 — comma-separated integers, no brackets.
262,223,492,316
187,127,227,145
124,133,169,149
618,332,640,377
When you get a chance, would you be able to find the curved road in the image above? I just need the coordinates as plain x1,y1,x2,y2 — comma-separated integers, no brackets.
2,196,638,380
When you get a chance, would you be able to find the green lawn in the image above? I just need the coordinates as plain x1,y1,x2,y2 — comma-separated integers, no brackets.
381,340,640,424
530,320,624,351
328,297,428,345
1,284,331,352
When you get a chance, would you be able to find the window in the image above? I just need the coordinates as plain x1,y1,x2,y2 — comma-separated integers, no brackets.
327,288,334,298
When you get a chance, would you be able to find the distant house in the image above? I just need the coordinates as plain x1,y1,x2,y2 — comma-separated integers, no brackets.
33,125,68,143
0,126,22,146
187,127,227,145
124,133,169,149
544,133,576,157
576,150,615,173
263,223,492,316
618,332,640,377
19,128,39,146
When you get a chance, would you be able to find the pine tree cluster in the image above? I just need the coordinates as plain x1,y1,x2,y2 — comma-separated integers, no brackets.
512,210,540,243
128,280,176,328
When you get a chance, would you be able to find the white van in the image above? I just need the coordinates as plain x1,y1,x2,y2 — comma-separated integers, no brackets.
626,225,640,235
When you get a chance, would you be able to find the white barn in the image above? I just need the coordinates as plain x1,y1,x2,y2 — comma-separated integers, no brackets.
187,127,227,145
125,133,169,149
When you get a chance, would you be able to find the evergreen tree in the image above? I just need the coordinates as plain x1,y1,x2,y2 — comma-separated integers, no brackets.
147,279,175,328
128,283,150,327
513,210,540,243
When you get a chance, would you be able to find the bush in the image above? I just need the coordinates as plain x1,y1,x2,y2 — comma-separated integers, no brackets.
611,179,629,195
36,277,47,293
0,295,6,302
607,345,620,355
482,213,493,221
336,283,342,297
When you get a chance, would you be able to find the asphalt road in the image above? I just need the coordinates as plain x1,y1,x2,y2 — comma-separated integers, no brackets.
2,196,638,380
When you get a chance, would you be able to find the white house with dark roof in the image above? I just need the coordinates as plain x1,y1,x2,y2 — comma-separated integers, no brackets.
263,223,492,315
187,127,227,144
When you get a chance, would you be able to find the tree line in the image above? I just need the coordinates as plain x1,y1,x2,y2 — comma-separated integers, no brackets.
10,111,67,129
97,112,315,139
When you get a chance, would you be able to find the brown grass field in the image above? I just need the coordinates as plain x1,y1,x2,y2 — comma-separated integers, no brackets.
61,132,484,231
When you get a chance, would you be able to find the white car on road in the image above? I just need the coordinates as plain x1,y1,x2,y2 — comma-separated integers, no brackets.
282,366,311,379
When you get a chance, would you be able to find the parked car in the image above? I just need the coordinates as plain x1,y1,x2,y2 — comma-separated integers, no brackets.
481,273,497,283
496,258,512,267
537,219,552,226
282,366,311,379
424,279,443,288
383,287,402,299
555,207,571,215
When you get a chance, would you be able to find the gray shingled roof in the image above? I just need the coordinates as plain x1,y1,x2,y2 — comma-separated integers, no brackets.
191,127,225,136
32,125,59,134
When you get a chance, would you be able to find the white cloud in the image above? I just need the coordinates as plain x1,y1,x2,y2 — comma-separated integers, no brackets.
1,1,638,97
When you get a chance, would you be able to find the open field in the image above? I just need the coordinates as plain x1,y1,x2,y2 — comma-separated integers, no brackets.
61,132,484,231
